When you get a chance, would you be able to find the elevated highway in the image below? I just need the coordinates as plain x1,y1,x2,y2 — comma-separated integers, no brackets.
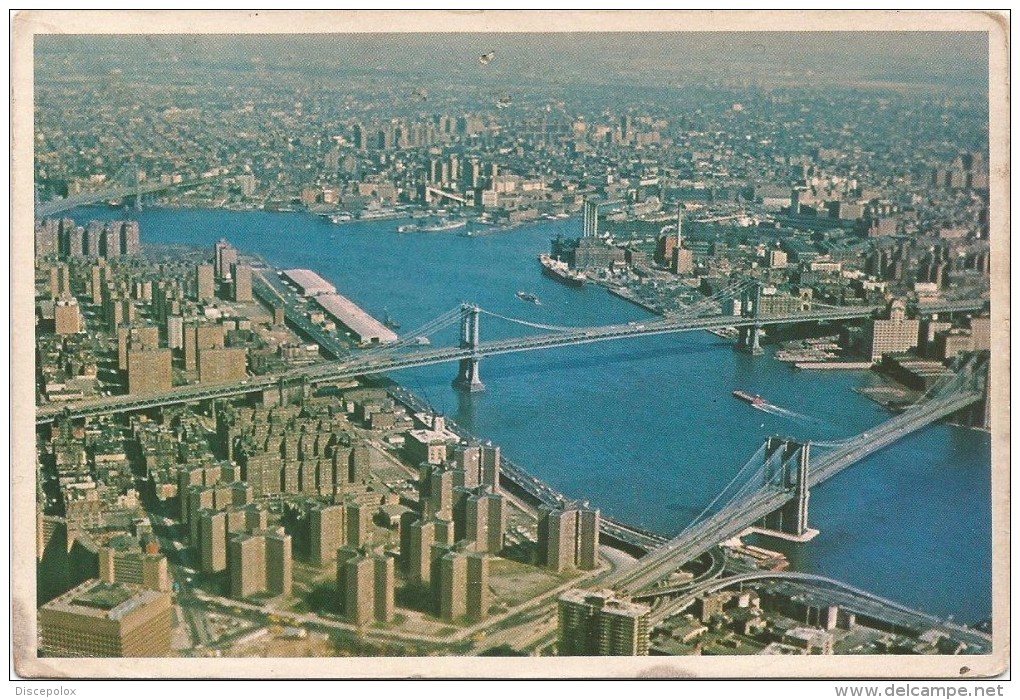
647,571,992,652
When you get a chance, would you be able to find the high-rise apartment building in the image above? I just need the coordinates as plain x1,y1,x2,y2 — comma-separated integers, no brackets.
336,547,394,625
538,503,600,572
309,503,347,565
195,263,215,302
54,296,83,335
558,589,651,656
214,240,238,280
228,528,293,599
434,547,490,622
232,263,253,302
126,348,172,396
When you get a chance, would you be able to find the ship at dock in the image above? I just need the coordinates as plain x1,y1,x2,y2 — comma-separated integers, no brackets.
538,253,587,287
733,390,766,407
397,218,467,233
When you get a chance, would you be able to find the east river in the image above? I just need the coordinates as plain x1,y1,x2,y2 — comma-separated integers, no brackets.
68,207,993,624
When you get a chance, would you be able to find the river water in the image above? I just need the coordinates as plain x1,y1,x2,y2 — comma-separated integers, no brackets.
68,207,993,624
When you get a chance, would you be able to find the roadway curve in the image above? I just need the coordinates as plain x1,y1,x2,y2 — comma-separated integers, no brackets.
647,571,993,653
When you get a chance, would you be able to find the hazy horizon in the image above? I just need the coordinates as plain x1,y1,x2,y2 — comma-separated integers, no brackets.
36,31,988,92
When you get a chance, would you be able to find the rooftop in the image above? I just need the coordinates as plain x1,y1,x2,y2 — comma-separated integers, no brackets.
314,292,398,344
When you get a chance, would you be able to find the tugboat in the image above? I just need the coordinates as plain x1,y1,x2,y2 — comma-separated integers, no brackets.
516,291,541,304
732,390,767,407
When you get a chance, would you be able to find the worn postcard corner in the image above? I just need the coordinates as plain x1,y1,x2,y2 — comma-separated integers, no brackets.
11,9,1009,681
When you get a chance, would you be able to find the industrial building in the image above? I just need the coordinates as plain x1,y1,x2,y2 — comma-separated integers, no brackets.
281,268,397,344
314,293,398,345
281,268,337,297
38,579,173,657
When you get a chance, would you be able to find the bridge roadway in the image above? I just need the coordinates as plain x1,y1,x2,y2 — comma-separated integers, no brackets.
646,571,992,651
36,174,222,218
36,305,901,424
605,386,983,596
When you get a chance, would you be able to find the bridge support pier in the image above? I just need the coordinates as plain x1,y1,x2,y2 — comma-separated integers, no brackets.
736,325,764,355
453,357,485,392
735,284,765,355
452,304,485,392
754,437,818,542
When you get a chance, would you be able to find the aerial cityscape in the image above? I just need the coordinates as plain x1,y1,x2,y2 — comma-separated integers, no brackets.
23,24,999,668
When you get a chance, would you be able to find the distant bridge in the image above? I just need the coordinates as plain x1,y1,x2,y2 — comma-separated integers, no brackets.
36,173,224,218
35,284,987,424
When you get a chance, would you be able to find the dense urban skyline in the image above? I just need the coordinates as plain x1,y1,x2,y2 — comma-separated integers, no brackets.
16,18,1004,679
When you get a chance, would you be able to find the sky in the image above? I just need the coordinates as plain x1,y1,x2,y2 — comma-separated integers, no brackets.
36,31,988,91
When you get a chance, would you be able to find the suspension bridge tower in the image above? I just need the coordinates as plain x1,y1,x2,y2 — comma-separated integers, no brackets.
753,437,818,541
736,282,765,355
453,304,485,392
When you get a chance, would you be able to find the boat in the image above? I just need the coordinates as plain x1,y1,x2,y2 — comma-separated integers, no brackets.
733,390,767,407
516,291,541,304
328,212,353,224
383,310,401,330
397,218,467,233
420,218,467,233
538,253,587,287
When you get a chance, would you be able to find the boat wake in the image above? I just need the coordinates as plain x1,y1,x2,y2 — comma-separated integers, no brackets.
753,402,830,428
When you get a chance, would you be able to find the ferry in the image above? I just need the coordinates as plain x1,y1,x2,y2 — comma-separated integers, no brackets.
516,291,541,304
733,390,767,407
538,253,587,287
